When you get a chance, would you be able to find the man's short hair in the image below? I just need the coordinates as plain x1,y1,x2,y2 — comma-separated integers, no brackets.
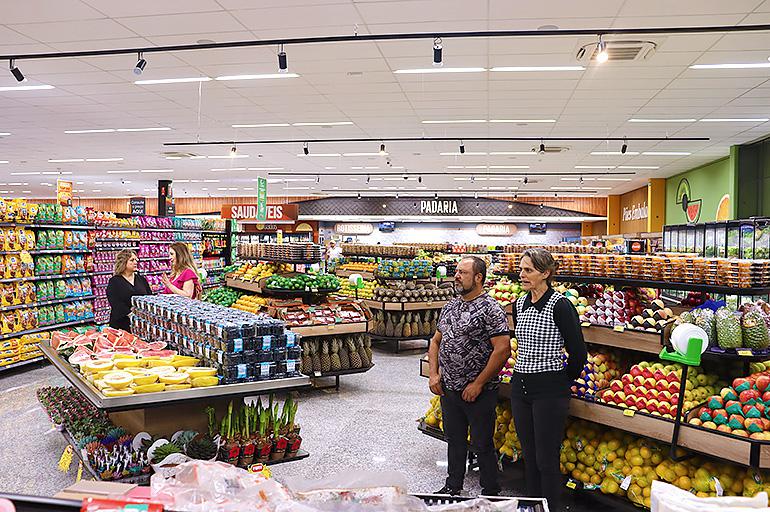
463,256,487,283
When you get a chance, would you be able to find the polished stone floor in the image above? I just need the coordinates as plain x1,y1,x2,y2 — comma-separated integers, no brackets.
0,348,628,511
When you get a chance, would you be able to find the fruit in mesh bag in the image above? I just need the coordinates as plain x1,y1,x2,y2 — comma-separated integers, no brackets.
716,307,743,349
693,308,717,347
743,308,770,350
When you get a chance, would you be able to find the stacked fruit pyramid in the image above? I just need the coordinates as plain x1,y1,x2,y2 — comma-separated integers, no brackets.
571,350,623,400
599,361,724,418
690,372,770,439
299,334,372,375
422,397,521,461
498,338,518,384
562,420,758,508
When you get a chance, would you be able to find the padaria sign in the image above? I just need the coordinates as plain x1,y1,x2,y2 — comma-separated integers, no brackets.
420,200,459,215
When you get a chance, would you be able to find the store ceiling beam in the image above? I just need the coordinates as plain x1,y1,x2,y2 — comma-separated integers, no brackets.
164,136,708,147
2,24,770,61
271,171,635,176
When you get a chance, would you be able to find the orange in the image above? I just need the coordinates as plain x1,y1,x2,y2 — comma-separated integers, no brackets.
716,194,731,221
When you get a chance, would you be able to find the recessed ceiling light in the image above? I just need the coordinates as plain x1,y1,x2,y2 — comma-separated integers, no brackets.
215,73,299,81
284,186,311,190
42,171,72,175
247,167,284,171
394,67,486,74
0,132,10,136
617,165,659,169
91,189,102,192
21,190,31,194
295,153,341,157
243,187,255,190
65,129,115,134
490,66,584,72
575,165,616,169
0,160,8,164
203,179,220,183
208,154,249,159
489,119,556,123
690,63,770,69
135,77,212,85
201,187,208,191
116,127,171,132
590,151,640,155
699,118,769,123
642,151,691,156
291,122,353,126
86,158,124,162
232,123,291,128
106,170,140,174
596,177,634,181
422,119,487,124
40,182,53,186
488,165,530,169
629,118,696,123
0,84,54,92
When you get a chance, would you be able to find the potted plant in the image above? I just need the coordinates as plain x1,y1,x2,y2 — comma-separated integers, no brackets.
284,398,302,459
270,402,288,461
238,403,256,468
217,401,241,465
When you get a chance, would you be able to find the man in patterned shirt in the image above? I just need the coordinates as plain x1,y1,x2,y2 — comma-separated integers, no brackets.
428,256,511,496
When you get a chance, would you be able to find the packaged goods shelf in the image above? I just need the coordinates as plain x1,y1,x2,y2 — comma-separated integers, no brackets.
342,252,414,259
504,273,770,296
0,355,46,373
0,249,90,255
0,319,92,341
0,295,95,312
0,271,94,284
0,223,95,230
94,238,141,242
39,342,311,412
239,256,322,265
94,226,224,234
289,321,369,337
93,246,139,252
362,299,448,311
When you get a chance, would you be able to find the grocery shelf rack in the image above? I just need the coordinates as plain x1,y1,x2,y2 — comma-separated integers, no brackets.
370,333,430,353
306,364,374,391
363,299,448,311
0,319,92,342
0,355,46,374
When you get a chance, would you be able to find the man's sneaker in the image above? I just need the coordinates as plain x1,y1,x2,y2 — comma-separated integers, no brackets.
434,485,462,496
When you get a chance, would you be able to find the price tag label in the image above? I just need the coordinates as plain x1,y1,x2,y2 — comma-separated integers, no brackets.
327,324,335,330
623,409,635,417
613,325,625,332
620,475,632,491
566,480,577,489
737,349,753,357
581,322,591,328
714,477,724,497
427,301,432,306
314,371,321,377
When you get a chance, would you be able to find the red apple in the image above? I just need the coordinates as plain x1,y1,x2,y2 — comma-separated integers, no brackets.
762,391,770,403
610,380,623,392
668,381,681,394
756,375,770,393
621,374,633,385
642,368,654,379
740,389,760,404
665,372,679,384
656,380,668,392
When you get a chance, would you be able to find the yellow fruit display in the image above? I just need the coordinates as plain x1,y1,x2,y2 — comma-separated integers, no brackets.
191,376,219,388
231,294,268,313
133,383,166,394
165,383,193,391
183,367,218,377
337,279,376,299
102,388,136,397
82,360,114,373
102,371,134,390
229,261,292,281
114,358,144,369
495,401,522,461
132,374,159,385
159,372,190,384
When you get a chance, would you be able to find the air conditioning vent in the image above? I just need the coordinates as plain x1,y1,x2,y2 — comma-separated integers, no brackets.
530,145,569,154
576,40,657,62
162,151,199,159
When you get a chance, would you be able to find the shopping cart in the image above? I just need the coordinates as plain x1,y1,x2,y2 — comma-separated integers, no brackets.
414,493,549,512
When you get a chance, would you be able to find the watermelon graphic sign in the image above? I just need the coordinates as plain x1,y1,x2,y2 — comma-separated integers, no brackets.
675,178,701,223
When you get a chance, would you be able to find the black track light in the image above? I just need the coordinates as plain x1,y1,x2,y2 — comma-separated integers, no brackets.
9,60,24,82
523,176,529,185
539,202,544,209
433,37,443,67
476,202,480,208
418,176,422,183
596,35,609,64
316,175,320,184
395,192,399,199
434,192,438,200
514,193,518,200
413,202,417,208
470,176,475,183
303,142,309,155
366,175,370,184
133,52,147,76
621,137,628,154
459,140,465,154
538,140,546,154
357,192,361,200
278,44,288,73
579,176,584,184
230,145,237,157
379,142,386,155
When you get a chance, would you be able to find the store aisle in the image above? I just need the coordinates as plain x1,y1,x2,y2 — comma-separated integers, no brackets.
0,352,620,511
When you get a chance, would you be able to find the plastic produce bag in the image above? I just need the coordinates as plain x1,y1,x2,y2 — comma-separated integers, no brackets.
150,460,291,512
281,470,413,509
651,481,770,512
715,307,742,349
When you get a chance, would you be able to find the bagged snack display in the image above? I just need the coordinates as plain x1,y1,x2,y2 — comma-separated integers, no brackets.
4,227,16,251
63,231,73,249
5,255,19,278
24,229,34,250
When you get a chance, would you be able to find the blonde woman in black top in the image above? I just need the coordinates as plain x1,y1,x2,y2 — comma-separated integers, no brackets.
106,249,151,332
512,248,586,512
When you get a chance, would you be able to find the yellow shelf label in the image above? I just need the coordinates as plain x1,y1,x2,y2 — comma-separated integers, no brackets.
614,325,625,333
581,322,591,328
737,349,753,357
623,409,635,417
566,480,577,489
327,324,335,330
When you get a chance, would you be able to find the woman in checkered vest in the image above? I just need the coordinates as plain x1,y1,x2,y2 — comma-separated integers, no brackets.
512,248,587,512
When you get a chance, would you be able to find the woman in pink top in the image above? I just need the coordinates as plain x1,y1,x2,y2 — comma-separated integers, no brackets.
161,242,202,299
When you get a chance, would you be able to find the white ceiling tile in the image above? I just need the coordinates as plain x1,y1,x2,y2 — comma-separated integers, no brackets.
83,0,223,17
10,19,137,43
232,5,362,30
0,1,103,23
118,12,245,37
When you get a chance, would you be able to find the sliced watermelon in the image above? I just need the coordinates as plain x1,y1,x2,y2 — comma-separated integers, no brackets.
686,199,702,223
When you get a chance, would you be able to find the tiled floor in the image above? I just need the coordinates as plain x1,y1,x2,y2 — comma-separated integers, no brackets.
0,349,631,511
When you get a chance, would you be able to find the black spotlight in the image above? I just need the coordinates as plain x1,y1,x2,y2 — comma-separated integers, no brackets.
434,192,438,199
379,143,386,155
357,192,361,200
621,138,628,154
278,45,288,73
9,60,24,82
303,142,309,155
538,141,546,154
433,37,443,67
230,145,237,157
418,176,422,183
133,53,147,76
459,140,465,154
523,176,528,185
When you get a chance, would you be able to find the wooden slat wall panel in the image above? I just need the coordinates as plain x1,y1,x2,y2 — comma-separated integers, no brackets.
496,196,607,216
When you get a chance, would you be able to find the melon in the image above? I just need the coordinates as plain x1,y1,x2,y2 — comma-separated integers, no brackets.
686,199,702,223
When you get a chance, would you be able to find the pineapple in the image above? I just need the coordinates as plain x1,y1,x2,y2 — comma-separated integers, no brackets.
311,339,322,373
385,313,395,337
347,337,363,368
320,340,332,372
410,313,419,338
330,338,342,371
301,340,312,374
394,314,405,338
743,308,770,349
338,337,351,369
356,335,370,367
364,335,373,363
403,312,413,337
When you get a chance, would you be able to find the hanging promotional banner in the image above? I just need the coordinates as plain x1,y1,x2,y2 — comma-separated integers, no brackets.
257,177,268,222
56,179,72,206
221,203,298,222
129,197,146,215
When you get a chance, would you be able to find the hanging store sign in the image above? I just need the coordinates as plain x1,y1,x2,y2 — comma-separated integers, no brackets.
476,224,517,236
256,177,268,221
129,197,146,215
334,223,374,235
57,179,72,206
221,203,298,221
420,200,459,215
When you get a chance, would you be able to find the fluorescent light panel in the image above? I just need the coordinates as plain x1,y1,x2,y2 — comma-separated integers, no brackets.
292,122,352,126
690,63,770,69
489,119,556,123
642,151,691,156
700,118,768,122
591,151,640,155
215,73,299,81
618,165,659,169
490,66,584,72
233,123,291,128
394,67,486,74
135,77,211,85
0,84,54,92
629,118,696,123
